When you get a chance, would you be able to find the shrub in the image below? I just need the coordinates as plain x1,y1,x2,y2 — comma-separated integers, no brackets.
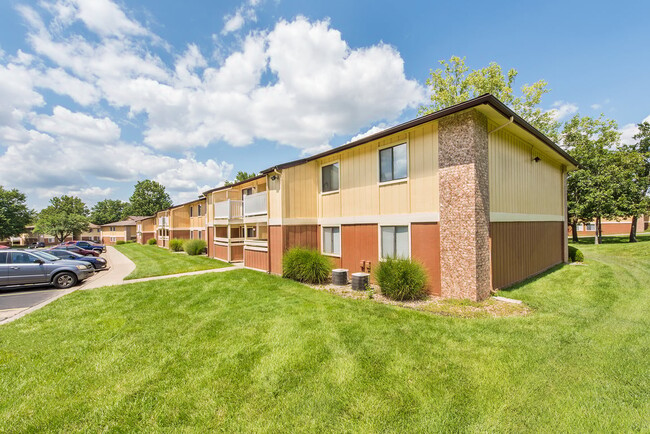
568,245,585,262
282,247,332,284
115,240,126,245
374,257,427,301
147,238,157,245
170,238,184,252
184,239,207,256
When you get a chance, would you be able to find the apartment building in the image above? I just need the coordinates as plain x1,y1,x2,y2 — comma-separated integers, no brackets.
569,216,648,237
152,197,207,247
100,219,137,244
134,216,155,244
203,94,577,301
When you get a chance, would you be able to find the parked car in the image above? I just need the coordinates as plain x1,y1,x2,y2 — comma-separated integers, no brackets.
28,241,45,249
0,245,9,250
49,245,99,257
47,249,108,270
73,240,106,253
0,250,94,289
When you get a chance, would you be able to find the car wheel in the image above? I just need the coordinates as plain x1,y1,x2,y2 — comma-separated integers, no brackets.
53,272,78,289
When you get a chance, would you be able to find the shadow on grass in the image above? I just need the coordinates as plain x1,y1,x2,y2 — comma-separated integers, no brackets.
497,263,566,294
568,234,650,245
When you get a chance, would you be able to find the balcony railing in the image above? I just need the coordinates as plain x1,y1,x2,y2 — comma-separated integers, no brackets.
214,200,243,219
243,192,267,217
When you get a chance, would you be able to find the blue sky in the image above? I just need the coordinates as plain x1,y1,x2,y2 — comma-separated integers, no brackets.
1,0,649,209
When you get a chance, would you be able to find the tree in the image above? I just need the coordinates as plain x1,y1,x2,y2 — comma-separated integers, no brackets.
224,171,258,186
0,186,33,243
124,180,172,216
563,115,621,244
613,122,650,242
419,56,561,141
90,199,129,225
34,195,90,243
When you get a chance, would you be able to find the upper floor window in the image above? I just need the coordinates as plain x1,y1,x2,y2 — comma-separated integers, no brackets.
190,206,193,217
198,204,202,216
321,162,339,193
379,143,407,183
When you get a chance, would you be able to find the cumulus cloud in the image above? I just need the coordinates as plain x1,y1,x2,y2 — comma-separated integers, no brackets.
2,0,423,207
548,101,579,121
620,115,650,145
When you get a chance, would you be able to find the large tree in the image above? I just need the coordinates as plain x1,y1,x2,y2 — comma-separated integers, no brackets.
90,199,129,225
563,114,621,244
224,171,258,186
0,186,33,243
419,56,560,141
34,195,90,243
124,180,172,216
613,122,650,242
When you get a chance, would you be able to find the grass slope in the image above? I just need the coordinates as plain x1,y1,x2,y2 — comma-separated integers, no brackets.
0,239,648,431
115,243,230,279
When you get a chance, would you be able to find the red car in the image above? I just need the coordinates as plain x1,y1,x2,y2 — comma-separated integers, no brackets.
48,245,99,257
0,245,9,249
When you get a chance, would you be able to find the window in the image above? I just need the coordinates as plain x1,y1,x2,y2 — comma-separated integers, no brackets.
190,231,193,240
577,223,584,231
190,206,193,217
242,188,253,200
586,223,596,231
0,252,8,264
379,143,407,183
11,252,36,264
380,226,409,259
110,227,116,232
322,227,340,256
246,227,256,238
110,237,116,242
321,162,339,193
198,230,202,240
198,204,202,216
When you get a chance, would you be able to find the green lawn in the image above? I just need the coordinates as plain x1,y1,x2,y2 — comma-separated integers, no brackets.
0,240,648,431
115,242,230,279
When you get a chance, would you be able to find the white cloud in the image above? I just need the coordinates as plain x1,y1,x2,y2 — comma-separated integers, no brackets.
349,123,391,143
620,115,650,145
590,103,601,110
32,106,121,144
548,101,578,121
222,11,246,35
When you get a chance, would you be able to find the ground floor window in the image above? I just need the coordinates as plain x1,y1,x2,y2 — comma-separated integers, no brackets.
198,230,202,240
577,223,584,231
322,226,340,255
110,237,116,242
586,223,596,231
190,231,193,239
380,225,409,259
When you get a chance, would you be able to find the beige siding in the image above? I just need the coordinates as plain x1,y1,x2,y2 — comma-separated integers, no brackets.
282,161,318,218
268,175,282,219
489,122,564,216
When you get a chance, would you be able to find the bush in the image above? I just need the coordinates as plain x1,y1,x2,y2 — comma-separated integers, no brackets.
374,257,427,301
170,238,184,252
147,238,157,245
115,240,126,245
184,239,207,256
568,245,585,262
282,247,332,284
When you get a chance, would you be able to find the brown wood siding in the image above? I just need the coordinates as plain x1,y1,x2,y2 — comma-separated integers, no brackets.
411,223,441,296
269,226,283,275
283,225,318,250
245,249,269,271
569,221,639,236
171,230,190,240
341,224,378,278
231,245,244,261
214,244,228,261
207,227,214,257
141,233,154,244
491,221,563,289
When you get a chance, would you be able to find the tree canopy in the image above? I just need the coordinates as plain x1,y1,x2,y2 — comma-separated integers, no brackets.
0,186,33,242
34,195,90,242
419,56,560,141
124,180,172,217
90,199,129,225
224,171,258,186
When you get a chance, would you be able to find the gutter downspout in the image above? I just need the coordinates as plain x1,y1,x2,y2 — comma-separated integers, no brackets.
488,116,514,135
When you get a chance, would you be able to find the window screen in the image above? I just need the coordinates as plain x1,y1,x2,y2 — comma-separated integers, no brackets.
323,227,340,255
322,163,340,193
380,226,409,259
379,143,407,182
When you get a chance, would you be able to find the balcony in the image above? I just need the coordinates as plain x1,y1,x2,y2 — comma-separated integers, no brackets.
243,192,267,217
214,200,243,220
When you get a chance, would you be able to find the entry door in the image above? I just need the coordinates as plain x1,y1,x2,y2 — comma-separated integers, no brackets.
7,252,48,285
241,187,254,200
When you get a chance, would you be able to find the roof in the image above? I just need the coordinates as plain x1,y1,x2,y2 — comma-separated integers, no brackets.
260,94,579,173
100,219,136,227
169,196,206,210
128,215,153,222
202,174,266,196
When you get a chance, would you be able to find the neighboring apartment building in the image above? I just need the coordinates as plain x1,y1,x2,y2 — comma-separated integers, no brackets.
134,216,155,244
568,216,648,237
6,224,101,246
203,94,577,301
100,216,147,244
152,197,207,247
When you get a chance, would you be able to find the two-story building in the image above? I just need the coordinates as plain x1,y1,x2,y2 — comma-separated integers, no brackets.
203,94,577,301
151,197,207,248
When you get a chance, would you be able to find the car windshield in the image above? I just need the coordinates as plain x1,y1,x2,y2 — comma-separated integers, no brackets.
51,249,84,258
31,251,60,261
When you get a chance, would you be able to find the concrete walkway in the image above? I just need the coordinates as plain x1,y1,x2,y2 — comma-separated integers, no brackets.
0,246,241,325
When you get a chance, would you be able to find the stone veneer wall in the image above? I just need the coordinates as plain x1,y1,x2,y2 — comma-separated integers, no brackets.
438,109,491,301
